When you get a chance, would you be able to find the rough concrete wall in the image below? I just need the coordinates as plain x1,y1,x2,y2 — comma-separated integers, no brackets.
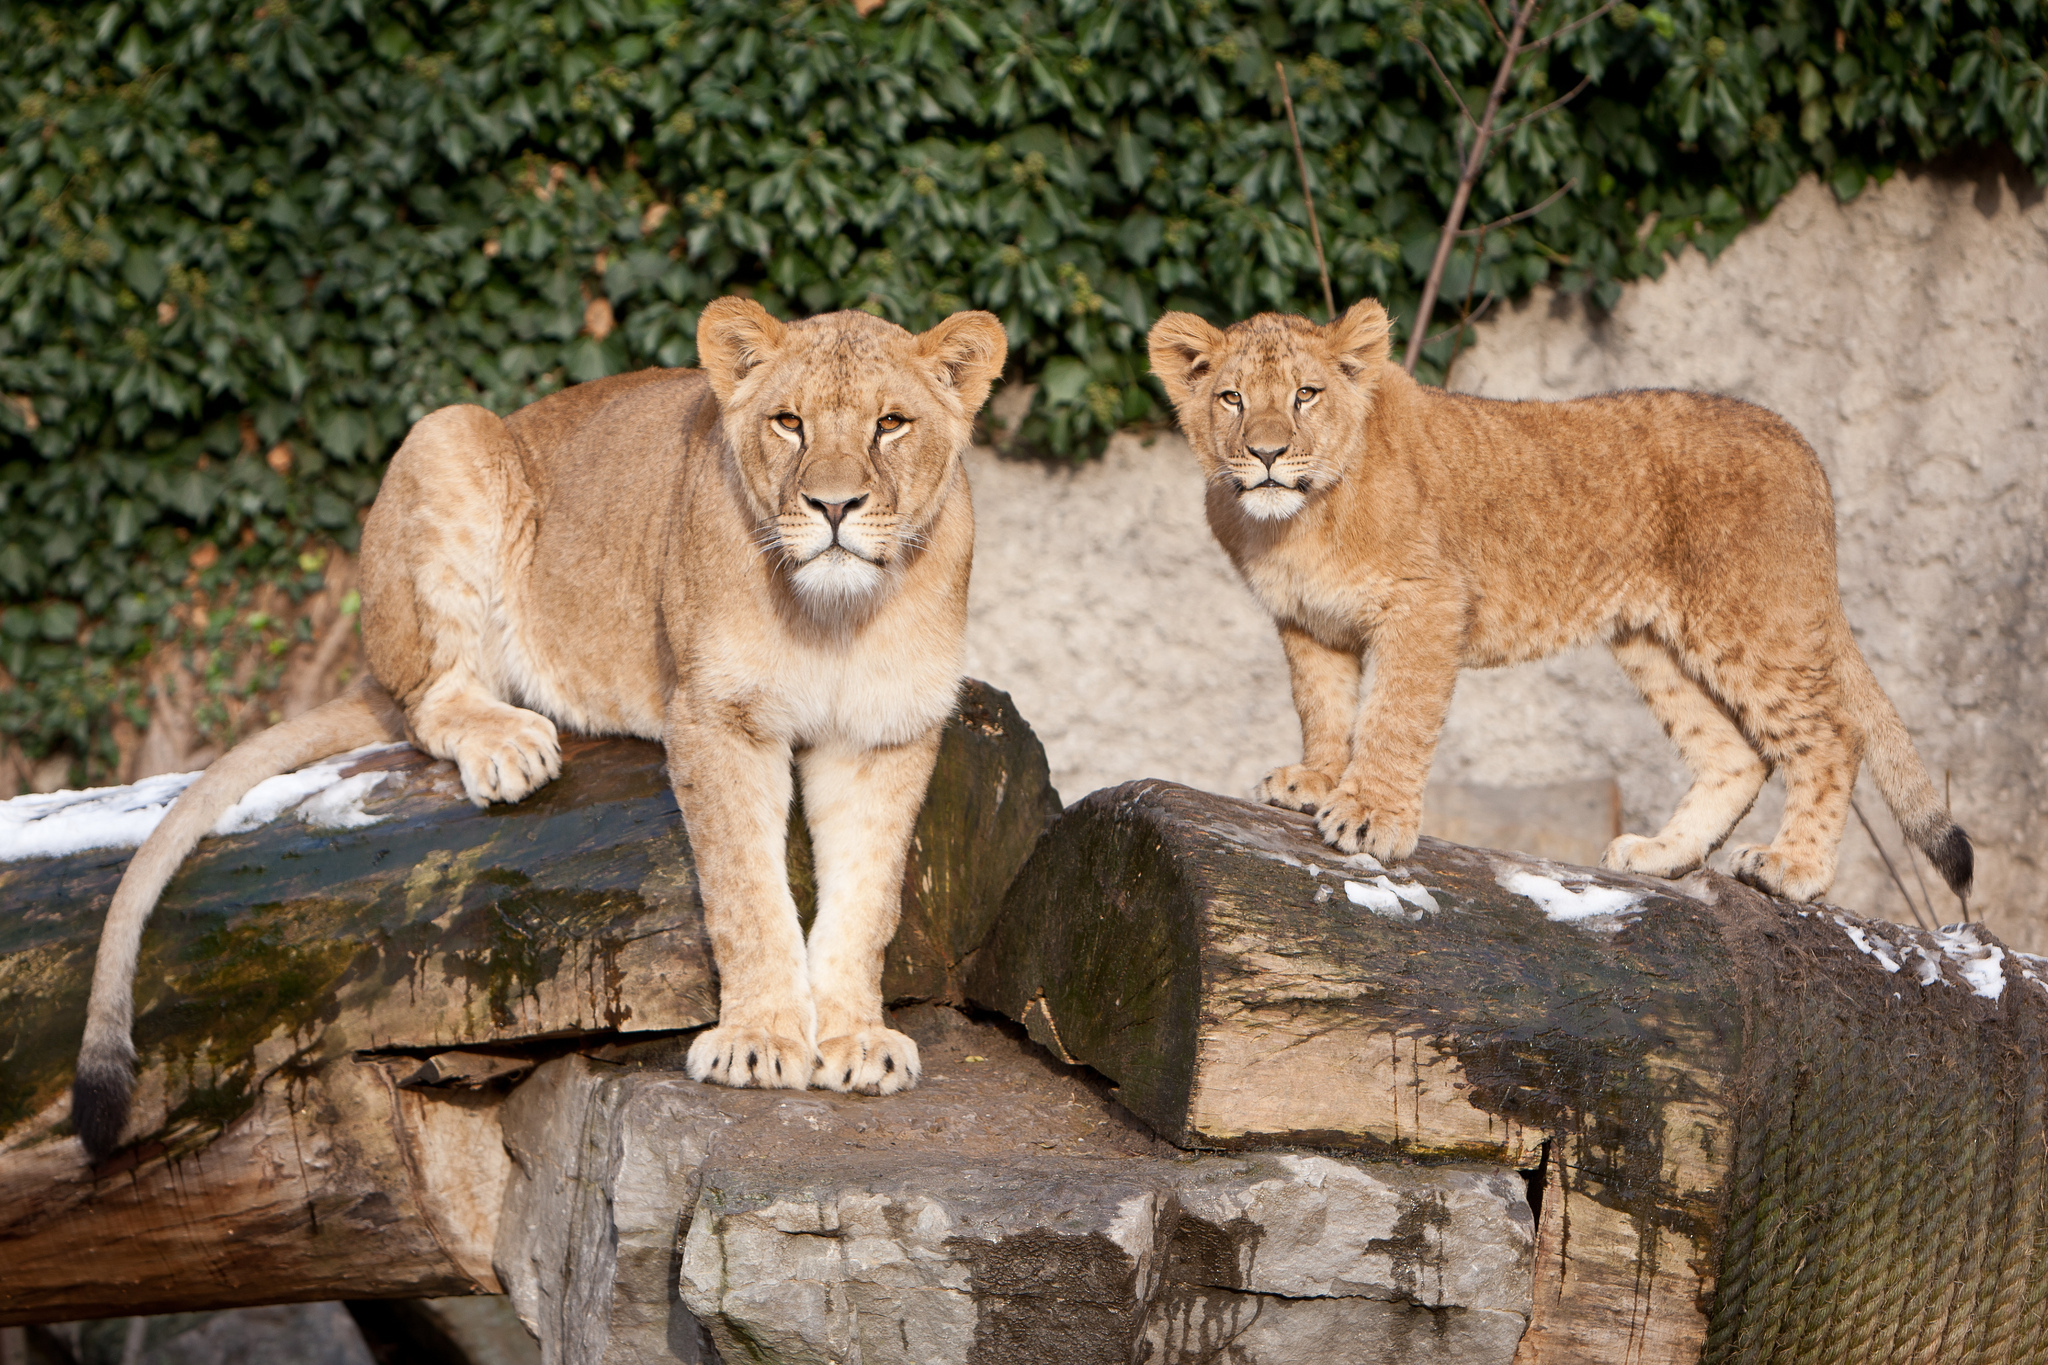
962,159,2047,950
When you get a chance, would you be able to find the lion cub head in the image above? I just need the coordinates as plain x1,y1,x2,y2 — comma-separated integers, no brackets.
1148,301,1393,521
698,299,1007,612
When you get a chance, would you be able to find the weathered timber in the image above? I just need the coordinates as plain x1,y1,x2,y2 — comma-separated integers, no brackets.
496,1004,1535,1365
0,680,1057,1325
970,779,2048,1365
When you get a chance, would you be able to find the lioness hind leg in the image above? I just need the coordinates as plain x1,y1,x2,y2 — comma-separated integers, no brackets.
361,405,562,808
1603,634,1767,880
797,734,941,1095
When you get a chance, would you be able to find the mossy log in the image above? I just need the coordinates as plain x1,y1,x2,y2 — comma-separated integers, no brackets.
970,780,2048,1364
0,680,1058,1325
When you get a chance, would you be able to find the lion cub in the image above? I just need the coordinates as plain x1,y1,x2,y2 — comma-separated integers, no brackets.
1147,301,1970,906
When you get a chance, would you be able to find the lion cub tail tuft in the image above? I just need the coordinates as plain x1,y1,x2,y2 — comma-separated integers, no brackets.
1838,645,1973,903
73,676,406,1162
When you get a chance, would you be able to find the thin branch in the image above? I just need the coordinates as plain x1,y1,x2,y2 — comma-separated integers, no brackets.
1853,797,1933,932
1404,0,1543,372
1276,62,1336,322
1497,74,1593,140
1472,0,1510,47
1518,0,1621,55
1423,292,1497,346
1903,839,1939,931
1456,177,1577,234
1417,41,1482,135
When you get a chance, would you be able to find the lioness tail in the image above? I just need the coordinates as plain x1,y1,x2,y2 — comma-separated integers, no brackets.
1837,644,1972,904
74,676,406,1161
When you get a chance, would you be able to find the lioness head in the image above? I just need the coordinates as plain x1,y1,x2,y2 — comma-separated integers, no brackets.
698,299,1007,612
1148,301,1393,521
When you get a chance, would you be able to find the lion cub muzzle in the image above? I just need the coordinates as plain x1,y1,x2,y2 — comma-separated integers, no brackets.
1233,410,1311,519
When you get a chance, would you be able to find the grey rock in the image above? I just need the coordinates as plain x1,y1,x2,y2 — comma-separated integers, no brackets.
494,1008,1532,1365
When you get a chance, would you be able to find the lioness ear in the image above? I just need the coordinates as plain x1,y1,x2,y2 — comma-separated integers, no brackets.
916,310,1009,414
1323,299,1392,379
697,297,787,403
1147,311,1227,410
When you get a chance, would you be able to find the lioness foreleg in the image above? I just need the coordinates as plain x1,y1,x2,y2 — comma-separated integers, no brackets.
1316,619,1459,862
669,707,815,1090
797,732,940,1095
1253,624,1361,815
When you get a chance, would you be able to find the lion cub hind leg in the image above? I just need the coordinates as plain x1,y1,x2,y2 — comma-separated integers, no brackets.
1603,634,1768,880
797,736,940,1095
670,712,815,1090
362,405,563,809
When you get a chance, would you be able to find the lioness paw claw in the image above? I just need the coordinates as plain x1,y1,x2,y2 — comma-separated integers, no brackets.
452,710,562,807
1315,790,1420,863
815,1027,922,1096
1253,764,1337,815
685,1025,814,1090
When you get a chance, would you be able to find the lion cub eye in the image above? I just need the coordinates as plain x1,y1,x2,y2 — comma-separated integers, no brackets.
877,413,908,433
1218,390,1243,407
773,413,802,433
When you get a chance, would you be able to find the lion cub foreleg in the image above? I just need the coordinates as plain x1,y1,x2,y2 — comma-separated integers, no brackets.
1316,623,1460,863
1253,625,1361,815
669,710,815,1091
797,732,940,1095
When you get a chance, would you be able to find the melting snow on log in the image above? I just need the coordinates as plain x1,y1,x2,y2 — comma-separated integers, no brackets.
1344,875,1441,920
1829,913,2007,1002
1496,869,1648,927
0,743,408,862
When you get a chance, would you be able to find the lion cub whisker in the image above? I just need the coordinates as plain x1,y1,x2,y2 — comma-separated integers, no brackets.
1148,300,1971,908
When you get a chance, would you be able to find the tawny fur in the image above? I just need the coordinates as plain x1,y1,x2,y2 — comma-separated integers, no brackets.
72,301,1007,1160
1147,300,1971,907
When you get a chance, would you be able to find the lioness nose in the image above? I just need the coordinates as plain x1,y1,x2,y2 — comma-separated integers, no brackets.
805,493,867,529
1247,443,1288,470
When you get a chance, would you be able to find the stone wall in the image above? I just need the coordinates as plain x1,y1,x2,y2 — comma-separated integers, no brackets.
962,157,2048,950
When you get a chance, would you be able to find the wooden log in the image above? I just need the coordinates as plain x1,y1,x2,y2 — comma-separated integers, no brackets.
0,680,1058,1324
969,779,2048,1364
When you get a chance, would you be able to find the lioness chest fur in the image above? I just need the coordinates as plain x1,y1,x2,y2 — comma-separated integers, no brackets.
71,301,1006,1159
1148,301,1970,907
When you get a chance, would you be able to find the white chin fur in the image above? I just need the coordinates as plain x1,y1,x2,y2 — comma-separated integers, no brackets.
1239,486,1308,521
791,549,888,612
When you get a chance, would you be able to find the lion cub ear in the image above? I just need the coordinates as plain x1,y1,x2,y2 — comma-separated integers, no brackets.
1323,299,1392,379
698,297,788,404
1147,312,1227,411
916,311,1009,414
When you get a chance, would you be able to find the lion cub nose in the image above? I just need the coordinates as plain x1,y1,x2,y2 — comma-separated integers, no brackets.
804,493,867,529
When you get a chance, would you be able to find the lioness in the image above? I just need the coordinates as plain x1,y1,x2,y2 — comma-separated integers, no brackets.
1146,300,1970,907
73,300,1007,1159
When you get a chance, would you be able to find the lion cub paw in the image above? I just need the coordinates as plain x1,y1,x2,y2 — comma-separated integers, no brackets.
814,1027,922,1096
450,707,562,807
685,1024,814,1090
1602,833,1705,880
1254,764,1337,815
1728,844,1831,904
1315,789,1421,863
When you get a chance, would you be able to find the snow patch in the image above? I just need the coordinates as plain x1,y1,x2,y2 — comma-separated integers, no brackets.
1498,870,1646,925
1931,923,2006,1002
1344,875,1441,921
0,743,410,862
1833,915,1901,973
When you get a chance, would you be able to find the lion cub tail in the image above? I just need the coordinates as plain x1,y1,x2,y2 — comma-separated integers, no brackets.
1838,646,1973,904
73,676,407,1161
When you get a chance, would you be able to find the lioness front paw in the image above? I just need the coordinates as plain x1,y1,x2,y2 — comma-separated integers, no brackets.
1315,789,1421,862
1253,764,1338,815
450,707,562,807
1602,833,1705,880
1728,844,1831,904
814,1027,922,1096
685,1024,814,1090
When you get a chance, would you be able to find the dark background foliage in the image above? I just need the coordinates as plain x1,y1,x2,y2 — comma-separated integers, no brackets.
2,0,2043,774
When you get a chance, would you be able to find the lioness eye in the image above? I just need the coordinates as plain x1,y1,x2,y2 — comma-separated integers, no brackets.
773,413,801,432
877,413,907,432
1296,386,1318,402
1219,390,1242,406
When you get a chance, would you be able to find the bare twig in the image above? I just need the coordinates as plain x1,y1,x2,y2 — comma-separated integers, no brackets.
1497,74,1593,140
1853,797,1933,932
1417,42,1483,136
1403,0,1542,372
1276,61,1336,322
1472,0,1510,47
1518,0,1621,54
1457,177,1578,234
1425,292,1497,347
1903,839,1938,930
